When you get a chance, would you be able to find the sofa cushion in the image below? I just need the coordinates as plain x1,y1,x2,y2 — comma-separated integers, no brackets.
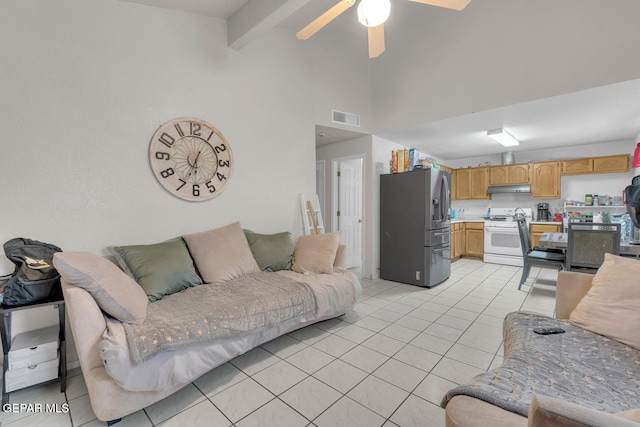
244,230,293,271
53,252,148,324
292,232,341,274
109,238,202,302
569,253,640,350
183,222,260,284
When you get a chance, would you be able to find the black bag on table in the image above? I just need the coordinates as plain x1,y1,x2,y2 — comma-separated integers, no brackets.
0,238,63,307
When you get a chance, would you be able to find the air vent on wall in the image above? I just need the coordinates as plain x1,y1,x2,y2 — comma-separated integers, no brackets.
332,110,360,127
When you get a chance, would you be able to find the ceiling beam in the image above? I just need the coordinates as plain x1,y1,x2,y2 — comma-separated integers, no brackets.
227,0,310,51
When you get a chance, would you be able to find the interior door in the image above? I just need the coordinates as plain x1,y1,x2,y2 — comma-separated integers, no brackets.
337,158,363,269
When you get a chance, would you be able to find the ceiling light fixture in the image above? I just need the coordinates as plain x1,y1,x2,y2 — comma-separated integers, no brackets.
357,0,391,27
487,128,520,147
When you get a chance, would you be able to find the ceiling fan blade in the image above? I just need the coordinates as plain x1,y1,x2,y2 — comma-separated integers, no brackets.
368,24,385,58
296,0,356,40
408,0,471,11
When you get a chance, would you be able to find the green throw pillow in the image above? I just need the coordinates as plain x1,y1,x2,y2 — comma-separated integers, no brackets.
244,231,293,271
109,238,202,302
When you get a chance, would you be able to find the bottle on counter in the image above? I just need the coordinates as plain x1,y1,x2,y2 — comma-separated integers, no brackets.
593,195,599,206
585,194,593,206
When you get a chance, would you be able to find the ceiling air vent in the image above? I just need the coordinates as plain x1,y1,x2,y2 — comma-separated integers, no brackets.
332,110,360,127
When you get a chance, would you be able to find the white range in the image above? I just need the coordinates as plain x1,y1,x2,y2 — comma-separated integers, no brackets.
483,208,533,267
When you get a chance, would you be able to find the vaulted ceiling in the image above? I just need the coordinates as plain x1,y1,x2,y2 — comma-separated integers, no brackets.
118,0,640,160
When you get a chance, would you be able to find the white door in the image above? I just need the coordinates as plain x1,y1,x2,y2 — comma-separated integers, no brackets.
336,158,363,269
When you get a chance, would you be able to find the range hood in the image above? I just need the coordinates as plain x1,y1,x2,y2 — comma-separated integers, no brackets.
487,184,531,194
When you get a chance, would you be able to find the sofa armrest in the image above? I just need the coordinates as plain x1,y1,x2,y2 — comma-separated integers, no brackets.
529,395,640,427
555,271,593,319
62,281,107,372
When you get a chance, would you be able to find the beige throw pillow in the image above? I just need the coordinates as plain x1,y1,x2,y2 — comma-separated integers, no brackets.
53,252,148,324
292,232,341,274
569,253,640,350
183,222,260,284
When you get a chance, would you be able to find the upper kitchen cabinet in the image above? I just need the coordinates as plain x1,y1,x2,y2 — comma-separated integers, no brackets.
470,167,490,199
456,167,489,199
593,154,630,173
531,161,560,198
561,158,593,175
561,154,630,175
489,164,530,185
455,169,471,199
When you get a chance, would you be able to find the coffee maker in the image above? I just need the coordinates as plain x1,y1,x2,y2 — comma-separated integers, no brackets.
537,203,551,221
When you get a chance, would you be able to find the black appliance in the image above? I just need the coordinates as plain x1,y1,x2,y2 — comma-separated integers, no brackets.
625,184,640,227
380,168,451,287
537,203,551,221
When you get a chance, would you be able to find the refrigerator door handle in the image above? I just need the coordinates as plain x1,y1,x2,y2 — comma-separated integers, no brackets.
431,172,444,221
441,172,451,220
433,247,448,253
433,232,448,236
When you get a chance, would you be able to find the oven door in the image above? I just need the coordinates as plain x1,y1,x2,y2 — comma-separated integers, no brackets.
484,225,522,257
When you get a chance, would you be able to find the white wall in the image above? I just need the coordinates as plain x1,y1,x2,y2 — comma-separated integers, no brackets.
0,0,369,361
310,32,374,134
372,0,640,133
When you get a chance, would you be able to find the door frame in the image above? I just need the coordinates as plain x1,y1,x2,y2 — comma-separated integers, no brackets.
331,154,365,271
315,160,326,224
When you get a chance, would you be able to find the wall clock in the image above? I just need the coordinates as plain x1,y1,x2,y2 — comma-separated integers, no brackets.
149,117,233,202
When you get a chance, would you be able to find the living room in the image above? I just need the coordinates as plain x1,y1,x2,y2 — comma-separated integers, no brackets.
1,0,639,426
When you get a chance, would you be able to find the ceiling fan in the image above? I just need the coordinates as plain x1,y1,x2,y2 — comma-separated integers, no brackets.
296,0,471,58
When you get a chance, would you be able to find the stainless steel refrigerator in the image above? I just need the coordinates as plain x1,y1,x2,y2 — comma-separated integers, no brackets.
380,168,451,287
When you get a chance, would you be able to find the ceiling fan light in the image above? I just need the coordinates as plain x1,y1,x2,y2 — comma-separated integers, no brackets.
487,128,520,147
357,0,391,27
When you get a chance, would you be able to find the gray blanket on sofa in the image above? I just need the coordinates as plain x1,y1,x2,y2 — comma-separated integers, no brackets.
123,272,317,364
441,312,640,417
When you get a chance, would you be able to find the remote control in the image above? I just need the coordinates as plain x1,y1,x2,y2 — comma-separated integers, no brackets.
533,327,565,335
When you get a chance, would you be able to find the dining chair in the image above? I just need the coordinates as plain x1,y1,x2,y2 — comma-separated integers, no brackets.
566,222,621,272
516,216,565,290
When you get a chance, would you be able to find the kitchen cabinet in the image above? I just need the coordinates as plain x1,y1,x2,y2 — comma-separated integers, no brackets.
455,169,471,199
455,168,489,200
593,154,630,173
464,222,484,258
531,161,560,199
561,154,629,175
561,158,593,175
489,164,530,185
451,222,465,261
470,168,489,199
450,168,457,200
530,223,561,248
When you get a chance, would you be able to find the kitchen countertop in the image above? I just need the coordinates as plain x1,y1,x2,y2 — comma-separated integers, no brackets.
450,218,484,224
450,219,563,225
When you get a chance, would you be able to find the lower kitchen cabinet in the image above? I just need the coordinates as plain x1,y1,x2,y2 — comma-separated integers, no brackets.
451,223,465,261
530,223,561,248
464,222,484,258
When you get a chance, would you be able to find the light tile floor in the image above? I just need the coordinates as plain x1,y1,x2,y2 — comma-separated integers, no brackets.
1,259,559,427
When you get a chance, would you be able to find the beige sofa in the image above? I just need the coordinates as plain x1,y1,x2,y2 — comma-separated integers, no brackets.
55,224,360,424
444,264,640,426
